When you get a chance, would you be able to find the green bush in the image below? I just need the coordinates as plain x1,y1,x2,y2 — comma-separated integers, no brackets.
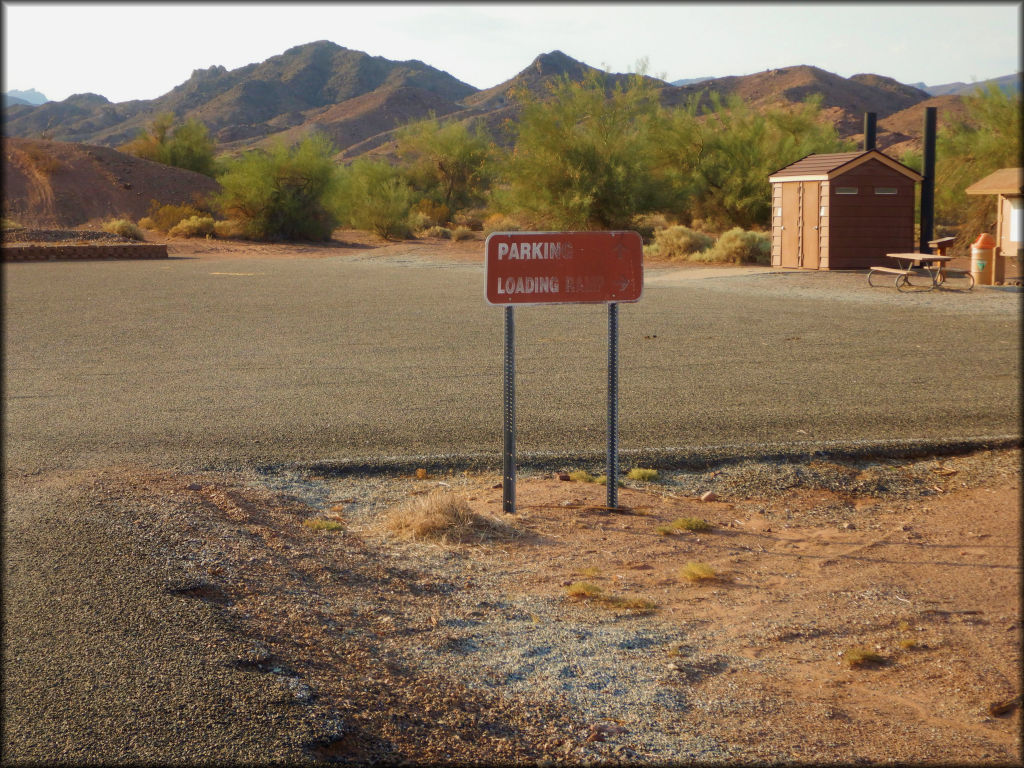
101,218,144,241
336,158,414,240
501,70,669,230
144,201,205,233
697,227,771,264
120,113,217,177
632,213,671,243
216,134,342,241
646,225,714,260
168,215,215,238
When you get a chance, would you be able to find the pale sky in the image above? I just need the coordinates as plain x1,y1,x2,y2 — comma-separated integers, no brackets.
2,2,1020,103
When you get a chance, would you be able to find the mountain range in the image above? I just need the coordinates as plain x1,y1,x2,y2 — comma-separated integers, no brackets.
3,40,1018,162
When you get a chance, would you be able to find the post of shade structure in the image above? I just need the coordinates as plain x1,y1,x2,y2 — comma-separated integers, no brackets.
863,112,876,151
920,107,937,254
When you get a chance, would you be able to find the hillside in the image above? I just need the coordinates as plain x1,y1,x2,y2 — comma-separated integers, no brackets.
3,42,983,166
2,137,221,228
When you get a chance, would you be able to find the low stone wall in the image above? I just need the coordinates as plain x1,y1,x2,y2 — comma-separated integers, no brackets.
2,243,169,261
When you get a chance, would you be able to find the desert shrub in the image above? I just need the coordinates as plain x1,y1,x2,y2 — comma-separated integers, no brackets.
646,225,714,260
120,113,217,176
452,210,485,231
412,198,451,228
409,210,434,232
213,219,247,239
381,491,518,544
697,227,771,264
482,213,522,234
144,201,205,233
632,212,671,243
168,215,215,238
422,225,452,239
336,158,414,240
101,218,144,241
450,226,475,241
217,134,342,241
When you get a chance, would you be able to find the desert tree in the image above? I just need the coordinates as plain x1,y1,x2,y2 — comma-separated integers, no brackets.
934,83,1021,242
335,158,416,240
498,69,669,230
120,112,217,177
395,114,494,217
216,133,342,241
684,92,853,230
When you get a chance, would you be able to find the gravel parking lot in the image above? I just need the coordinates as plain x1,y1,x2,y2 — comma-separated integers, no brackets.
3,250,1019,473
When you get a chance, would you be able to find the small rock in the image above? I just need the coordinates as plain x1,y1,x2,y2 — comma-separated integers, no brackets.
186,482,203,491
700,491,718,502
557,472,571,481
843,522,856,530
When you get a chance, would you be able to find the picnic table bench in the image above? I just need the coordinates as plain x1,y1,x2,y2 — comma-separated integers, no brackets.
868,252,974,292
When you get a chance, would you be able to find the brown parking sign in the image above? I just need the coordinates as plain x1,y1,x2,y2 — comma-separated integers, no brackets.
485,231,643,305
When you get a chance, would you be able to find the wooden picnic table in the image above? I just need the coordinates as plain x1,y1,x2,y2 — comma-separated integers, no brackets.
868,253,972,291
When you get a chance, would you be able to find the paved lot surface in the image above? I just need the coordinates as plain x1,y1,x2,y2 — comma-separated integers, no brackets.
3,254,1020,473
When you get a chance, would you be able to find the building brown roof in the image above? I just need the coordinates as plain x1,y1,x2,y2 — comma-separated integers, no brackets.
768,149,922,182
965,167,1023,196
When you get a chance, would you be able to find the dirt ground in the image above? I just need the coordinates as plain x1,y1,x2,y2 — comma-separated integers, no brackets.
55,447,1020,765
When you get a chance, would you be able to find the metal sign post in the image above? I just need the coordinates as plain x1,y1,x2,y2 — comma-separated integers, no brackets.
485,231,643,514
606,301,619,509
502,306,516,515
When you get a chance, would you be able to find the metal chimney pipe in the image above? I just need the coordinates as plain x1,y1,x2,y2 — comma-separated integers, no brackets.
863,112,877,151
920,107,937,254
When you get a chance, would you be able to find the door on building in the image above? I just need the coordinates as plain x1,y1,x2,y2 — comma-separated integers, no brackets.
780,183,799,267
800,181,820,269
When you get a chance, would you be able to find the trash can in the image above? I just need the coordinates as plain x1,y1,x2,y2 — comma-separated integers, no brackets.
971,233,996,285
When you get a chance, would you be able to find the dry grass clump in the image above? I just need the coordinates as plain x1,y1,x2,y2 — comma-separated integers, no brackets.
168,215,215,238
450,225,475,241
680,561,718,582
627,467,659,482
302,518,345,532
566,581,604,599
657,517,712,535
101,218,145,241
382,490,518,544
841,647,886,668
565,581,657,613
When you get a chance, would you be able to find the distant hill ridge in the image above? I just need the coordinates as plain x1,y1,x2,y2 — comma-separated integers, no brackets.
2,41,1018,162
